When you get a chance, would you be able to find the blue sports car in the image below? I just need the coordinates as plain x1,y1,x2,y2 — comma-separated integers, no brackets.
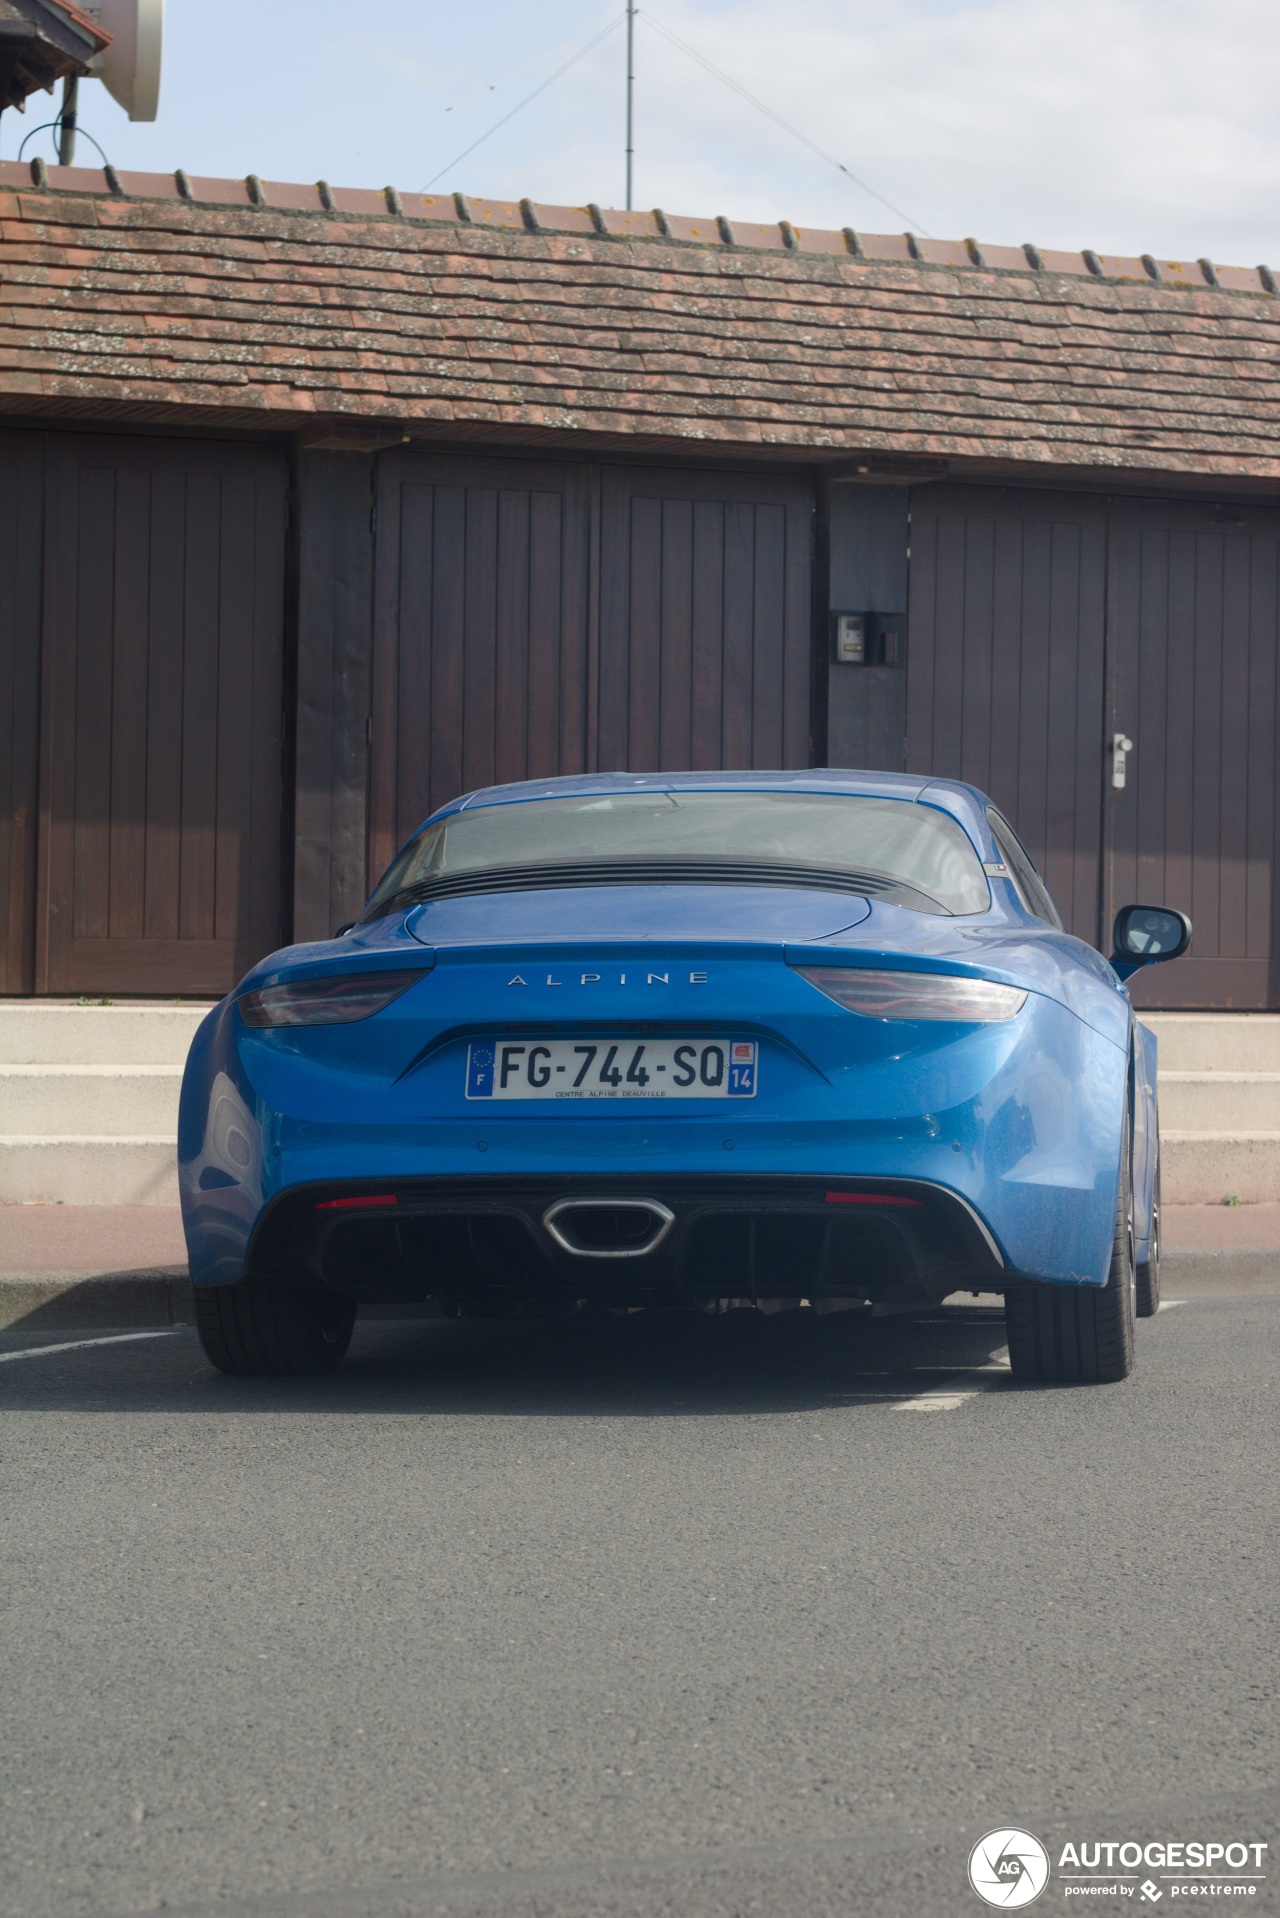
178,770,1191,1385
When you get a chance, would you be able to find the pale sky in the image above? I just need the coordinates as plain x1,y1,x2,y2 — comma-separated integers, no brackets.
5,0,1277,266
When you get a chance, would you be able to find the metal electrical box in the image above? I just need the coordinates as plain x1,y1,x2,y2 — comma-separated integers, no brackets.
832,611,904,667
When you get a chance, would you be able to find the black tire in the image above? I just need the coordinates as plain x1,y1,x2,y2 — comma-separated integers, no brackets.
1135,1135,1161,1318
194,1282,356,1377
1005,1121,1137,1385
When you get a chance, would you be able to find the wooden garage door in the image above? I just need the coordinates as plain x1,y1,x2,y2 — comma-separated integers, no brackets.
1110,498,1280,1010
369,453,594,874
906,486,1109,946
38,434,287,996
370,454,814,875
597,466,813,775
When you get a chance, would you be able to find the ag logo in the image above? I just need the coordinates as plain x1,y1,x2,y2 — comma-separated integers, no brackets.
968,1828,1051,1907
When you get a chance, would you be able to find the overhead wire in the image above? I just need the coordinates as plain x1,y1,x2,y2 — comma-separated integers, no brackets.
639,8,931,235
422,14,625,192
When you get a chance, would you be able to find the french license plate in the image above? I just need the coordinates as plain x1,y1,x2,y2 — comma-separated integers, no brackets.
466,1037,758,1100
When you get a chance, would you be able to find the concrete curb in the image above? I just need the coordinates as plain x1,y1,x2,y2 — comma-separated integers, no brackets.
0,1273,446,1333
1162,1247,1280,1295
2,1251,1278,1334
0,1269,192,1331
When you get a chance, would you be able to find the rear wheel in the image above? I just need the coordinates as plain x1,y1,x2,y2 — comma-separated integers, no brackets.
194,1281,356,1377
1135,1139,1161,1318
1005,1126,1136,1385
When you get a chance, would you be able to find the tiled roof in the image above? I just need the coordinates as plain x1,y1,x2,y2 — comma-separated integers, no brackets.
1,160,1278,481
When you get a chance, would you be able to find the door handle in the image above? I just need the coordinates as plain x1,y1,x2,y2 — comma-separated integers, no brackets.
1111,732,1133,790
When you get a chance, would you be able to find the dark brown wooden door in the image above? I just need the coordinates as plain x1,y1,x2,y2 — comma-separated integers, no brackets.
0,430,44,995
37,434,287,996
1110,498,1280,1009
906,486,1109,945
370,452,594,874
597,466,813,775
370,455,815,878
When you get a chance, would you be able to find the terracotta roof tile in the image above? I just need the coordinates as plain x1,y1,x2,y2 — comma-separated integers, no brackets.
661,213,721,245
180,174,255,206
857,232,915,264
527,202,596,236
325,185,391,219
258,180,328,213
975,242,1029,271
914,238,972,269
786,225,850,256
0,163,1276,479
595,208,663,240
464,196,526,231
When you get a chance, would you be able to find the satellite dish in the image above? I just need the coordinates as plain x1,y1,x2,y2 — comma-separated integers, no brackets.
86,0,164,122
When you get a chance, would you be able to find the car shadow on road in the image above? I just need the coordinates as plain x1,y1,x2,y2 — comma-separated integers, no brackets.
1,1305,1015,1418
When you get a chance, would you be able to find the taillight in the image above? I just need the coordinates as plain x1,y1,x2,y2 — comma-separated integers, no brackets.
237,971,426,1028
315,1194,399,1211
793,966,1027,1022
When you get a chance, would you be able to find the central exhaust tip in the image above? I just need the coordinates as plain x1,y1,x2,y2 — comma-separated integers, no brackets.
542,1198,676,1259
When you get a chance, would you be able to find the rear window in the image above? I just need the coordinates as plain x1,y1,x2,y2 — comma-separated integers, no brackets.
366,792,991,917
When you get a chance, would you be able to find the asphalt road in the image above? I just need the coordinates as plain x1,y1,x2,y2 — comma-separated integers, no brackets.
2,1298,1277,1918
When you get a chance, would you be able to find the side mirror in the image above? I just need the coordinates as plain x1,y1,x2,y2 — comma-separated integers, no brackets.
1110,904,1192,980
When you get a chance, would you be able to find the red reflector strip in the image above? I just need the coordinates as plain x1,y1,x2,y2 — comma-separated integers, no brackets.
315,1194,399,1211
824,1192,921,1207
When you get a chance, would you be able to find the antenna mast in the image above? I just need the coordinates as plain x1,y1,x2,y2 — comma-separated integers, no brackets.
625,0,635,210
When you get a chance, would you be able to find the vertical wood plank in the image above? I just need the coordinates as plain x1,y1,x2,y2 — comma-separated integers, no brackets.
0,431,44,995
369,452,407,882
1217,535,1251,961
904,502,938,774
783,496,814,767
626,496,663,770
721,503,754,767
294,450,376,940
427,485,467,826
494,489,531,786
178,469,221,943
959,515,995,788
107,467,151,943
1043,521,1083,922
658,499,693,770
595,468,630,773
1246,538,1277,964
390,480,434,860
689,501,724,770
143,465,186,945
73,467,116,941
461,486,499,799
1190,533,1225,960
213,472,255,947
751,503,786,768
527,490,563,780
246,457,287,971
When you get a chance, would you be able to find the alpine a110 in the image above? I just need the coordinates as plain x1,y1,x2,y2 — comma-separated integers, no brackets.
178,771,1191,1384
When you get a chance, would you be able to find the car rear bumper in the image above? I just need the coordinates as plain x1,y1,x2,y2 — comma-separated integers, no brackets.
235,1172,1004,1312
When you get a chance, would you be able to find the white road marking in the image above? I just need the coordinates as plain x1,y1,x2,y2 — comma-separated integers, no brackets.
835,1367,1007,1411
1157,1300,1186,1311
0,1328,182,1365
892,1374,1000,1411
